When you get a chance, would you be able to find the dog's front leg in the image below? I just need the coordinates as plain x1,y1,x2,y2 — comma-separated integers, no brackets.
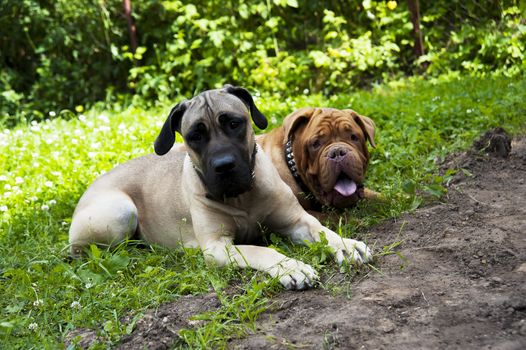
267,211,373,265
191,209,318,290
203,240,318,290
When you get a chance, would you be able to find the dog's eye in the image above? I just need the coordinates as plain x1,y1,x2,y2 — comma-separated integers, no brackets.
188,132,202,142
311,139,321,150
350,134,359,142
229,120,241,130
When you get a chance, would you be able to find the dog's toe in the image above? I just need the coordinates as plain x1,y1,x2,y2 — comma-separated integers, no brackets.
275,259,319,290
355,241,373,262
336,239,373,265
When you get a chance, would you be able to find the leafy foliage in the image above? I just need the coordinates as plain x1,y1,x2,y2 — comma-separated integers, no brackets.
1,1,525,125
0,0,131,125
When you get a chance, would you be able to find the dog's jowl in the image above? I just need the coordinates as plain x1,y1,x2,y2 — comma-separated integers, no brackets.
69,85,372,290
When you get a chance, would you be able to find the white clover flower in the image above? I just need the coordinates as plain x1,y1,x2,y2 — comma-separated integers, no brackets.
74,129,82,136
0,175,7,181
41,204,49,211
71,138,78,145
51,171,61,177
4,191,11,198
28,322,38,331
78,115,87,122
70,301,81,310
303,88,309,94
118,123,127,130
30,196,38,201
33,299,44,307
466,109,473,114
87,152,97,158
44,181,53,188
31,120,38,126
48,199,57,205
85,282,93,289
98,114,110,123
0,205,8,212
4,184,11,190
48,111,56,117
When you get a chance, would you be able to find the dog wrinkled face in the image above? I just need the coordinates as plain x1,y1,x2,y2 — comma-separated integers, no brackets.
181,90,257,199
291,108,375,208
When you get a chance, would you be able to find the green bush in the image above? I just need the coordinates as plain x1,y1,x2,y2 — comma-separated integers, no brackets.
0,0,130,124
1,1,525,125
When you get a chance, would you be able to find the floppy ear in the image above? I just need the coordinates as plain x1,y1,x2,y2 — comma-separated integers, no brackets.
224,85,268,130
282,107,315,142
347,110,376,148
154,101,188,155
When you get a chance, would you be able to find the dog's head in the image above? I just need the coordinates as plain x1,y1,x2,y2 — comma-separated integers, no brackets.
283,107,375,208
154,85,268,199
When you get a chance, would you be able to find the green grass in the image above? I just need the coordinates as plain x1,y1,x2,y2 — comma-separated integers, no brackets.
1,75,525,348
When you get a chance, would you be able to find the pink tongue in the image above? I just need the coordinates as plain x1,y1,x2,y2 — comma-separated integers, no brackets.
334,178,357,197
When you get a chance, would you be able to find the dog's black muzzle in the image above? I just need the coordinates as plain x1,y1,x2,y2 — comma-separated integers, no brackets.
202,146,254,200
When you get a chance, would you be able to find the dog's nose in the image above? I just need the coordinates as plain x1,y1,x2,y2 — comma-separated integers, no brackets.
212,154,236,174
328,148,347,162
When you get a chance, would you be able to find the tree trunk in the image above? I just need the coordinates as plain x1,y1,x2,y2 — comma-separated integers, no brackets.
123,0,138,54
407,0,425,59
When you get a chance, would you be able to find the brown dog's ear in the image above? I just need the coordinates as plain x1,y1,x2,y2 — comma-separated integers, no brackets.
224,85,268,130
282,107,315,142
346,110,376,148
154,101,188,155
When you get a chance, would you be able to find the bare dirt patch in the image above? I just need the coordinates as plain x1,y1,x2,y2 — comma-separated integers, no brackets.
68,132,526,349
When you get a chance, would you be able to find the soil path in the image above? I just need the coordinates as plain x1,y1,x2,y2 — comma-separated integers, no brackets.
71,134,526,349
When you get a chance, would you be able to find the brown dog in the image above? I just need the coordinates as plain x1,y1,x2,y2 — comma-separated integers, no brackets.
258,107,378,212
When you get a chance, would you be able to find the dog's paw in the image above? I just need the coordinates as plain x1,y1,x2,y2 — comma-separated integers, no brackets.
334,238,373,265
269,259,319,290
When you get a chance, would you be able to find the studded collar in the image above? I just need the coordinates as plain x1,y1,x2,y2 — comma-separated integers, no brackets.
284,137,322,209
